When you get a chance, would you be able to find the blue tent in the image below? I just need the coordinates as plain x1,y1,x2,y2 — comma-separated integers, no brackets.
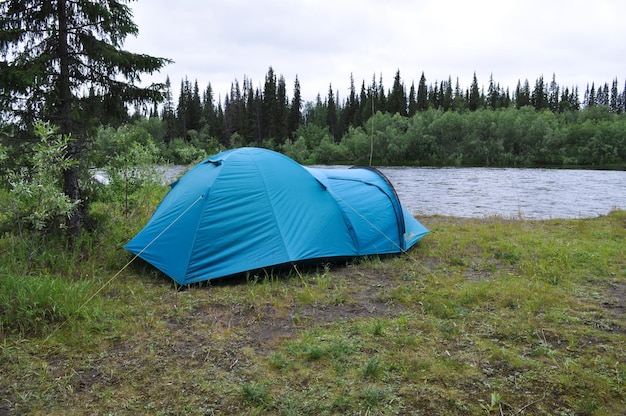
125,147,428,284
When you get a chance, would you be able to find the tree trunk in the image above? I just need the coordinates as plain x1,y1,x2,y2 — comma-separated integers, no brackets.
57,0,83,244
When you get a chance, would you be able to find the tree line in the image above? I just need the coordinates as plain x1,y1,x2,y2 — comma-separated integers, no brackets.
150,67,626,152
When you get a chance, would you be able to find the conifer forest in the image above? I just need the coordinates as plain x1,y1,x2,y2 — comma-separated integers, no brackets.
136,68,626,167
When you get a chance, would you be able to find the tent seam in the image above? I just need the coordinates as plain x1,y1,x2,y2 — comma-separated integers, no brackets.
250,154,293,262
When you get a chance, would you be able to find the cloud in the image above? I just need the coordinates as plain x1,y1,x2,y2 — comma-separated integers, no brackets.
125,0,626,102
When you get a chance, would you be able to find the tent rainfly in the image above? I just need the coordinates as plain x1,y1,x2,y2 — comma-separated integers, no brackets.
125,147,429,284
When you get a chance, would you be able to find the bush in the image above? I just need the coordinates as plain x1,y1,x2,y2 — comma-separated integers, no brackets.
281,136,312,164
0,122,79,236
164,137,208,165
88,125,164,211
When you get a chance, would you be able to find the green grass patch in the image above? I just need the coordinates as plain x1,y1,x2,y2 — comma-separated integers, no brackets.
1,205,625,415
0,273,103,336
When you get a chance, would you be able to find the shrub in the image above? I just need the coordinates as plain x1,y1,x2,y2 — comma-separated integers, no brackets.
0,122,79,237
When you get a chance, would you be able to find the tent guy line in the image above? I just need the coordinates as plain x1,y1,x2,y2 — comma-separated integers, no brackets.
44,194,205,342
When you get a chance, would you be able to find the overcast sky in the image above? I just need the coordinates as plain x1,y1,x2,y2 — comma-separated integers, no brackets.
124,0,626,103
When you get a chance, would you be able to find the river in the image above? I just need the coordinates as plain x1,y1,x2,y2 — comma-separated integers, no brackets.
166,165,626,220
381,167,626,219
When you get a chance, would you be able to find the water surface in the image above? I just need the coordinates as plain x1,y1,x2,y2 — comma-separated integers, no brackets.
381,167,626,219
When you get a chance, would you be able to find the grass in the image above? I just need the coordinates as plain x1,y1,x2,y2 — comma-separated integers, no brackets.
0,193,625,415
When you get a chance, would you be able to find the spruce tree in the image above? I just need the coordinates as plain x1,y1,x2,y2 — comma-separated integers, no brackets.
548,73,560,112
610,78,619,113
559,87,572,112
361,75,377,123
243,79,261,143
262,67,277,140
453,77,465,111
0,0,170,239
177,78,191,139
189,80,202,132
515,80,531,108
586,83,596,107
342,74,359,128
201,83,219,140
468,72,481,111
598,82,610,107
162,76,176,143
222,80,242,142
388,70,406,116
501,87,511,108
288,76,302,139
417,72,428,111
359,81,370,125
429,82,439,109
487,74,498,110
326,84,338,142
572,86,581,111
531,75,547,111
407,82,417,116
275,75,289,143
377,74,387,113
619,80,626,114
309,93,326,128
215,99,225,145
442,77,453,111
